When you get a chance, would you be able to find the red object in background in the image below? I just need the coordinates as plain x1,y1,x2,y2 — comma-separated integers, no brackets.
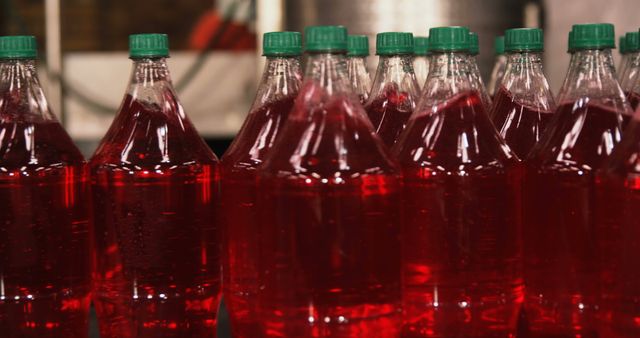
0,60,91,337
366,84,415,147
596,117,640,338
91,58,220,337
491,86,554,159
523,101,630,338
189,10,256,51
255,49,403,336
396,91,522,338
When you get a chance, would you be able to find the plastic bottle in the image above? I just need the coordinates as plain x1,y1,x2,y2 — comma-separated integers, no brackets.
623,31,640,109
490,28,556,159
365,32,421,146
220,31,302,338
413,36,430,88
395,26,521,338
0,36,91,338
468,32,493,109
618,35,629,80
523,23,632,338
596,100,640,338
346,35,372,105
488,35,507,98
91,34,220,338
256,25,402,337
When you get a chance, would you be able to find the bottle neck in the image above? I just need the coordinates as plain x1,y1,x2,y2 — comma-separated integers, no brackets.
369,54,420,102
419,51,477,106
468,54,482,74
488,54,508,96
620,51,640,90
505,51,544,69
303,52,352,95
0,58,56,122
559,49,629,107
347,55,368,68
374,55,416,80
427,52,474,84
346,55,372,102
252,56,301,108
557,52,579,102
127,57,176,103
500,51,555,110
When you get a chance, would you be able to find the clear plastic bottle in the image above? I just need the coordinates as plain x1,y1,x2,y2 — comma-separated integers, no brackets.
220,31,302,338
396,26,521,338
618,34,629,80
91,34,220,338
596,97,640,338
346,35,372,105
490,28,556,159
523,23,632,338
468,32,493,109
623,31,640,109
413,36,430,89
488,35,507,99
0,36,91,338
256,25,402,337
365,32,421,146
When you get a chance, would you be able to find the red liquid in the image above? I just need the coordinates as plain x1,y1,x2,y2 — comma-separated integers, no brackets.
256,86,402,337
365,83,414,146
625,91,640,110
0,119,91,338
595,119,640,338
220,96,296,338
491,86,554,160
395,91,523,338
523,101,630,338
91,94,219,338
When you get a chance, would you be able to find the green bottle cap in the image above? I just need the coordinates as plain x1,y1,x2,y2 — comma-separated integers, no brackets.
625,31,639,53
304,25,348,53
0,36,37,59
347,35,369,56
469,32,479,55
494,36,505,55
129,34,169,58
428,26,470,52
620,36,627,54
414,36,430,56
570,23,615,50
504,28,544,52
376,32,414,55
263,31,302,57
568,31,575,53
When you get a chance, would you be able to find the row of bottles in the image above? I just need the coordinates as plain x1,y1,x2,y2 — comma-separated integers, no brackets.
2,22,640,338
0,34,219,338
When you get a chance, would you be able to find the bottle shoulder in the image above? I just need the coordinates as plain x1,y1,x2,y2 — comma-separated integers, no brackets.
258,86,399,178
91,94,217,168
221,95,296,169
0,120,85,169
395,91,515,170
532,100,630,169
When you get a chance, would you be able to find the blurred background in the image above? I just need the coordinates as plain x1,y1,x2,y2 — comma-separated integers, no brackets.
1,0,638,336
